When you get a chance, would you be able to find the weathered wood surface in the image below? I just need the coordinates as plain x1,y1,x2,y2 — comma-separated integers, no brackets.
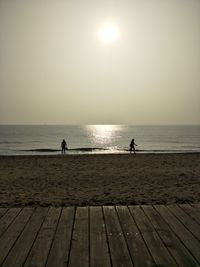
0,204,200,267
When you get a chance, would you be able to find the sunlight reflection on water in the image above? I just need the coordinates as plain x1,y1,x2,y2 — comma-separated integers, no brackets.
86,125,123,147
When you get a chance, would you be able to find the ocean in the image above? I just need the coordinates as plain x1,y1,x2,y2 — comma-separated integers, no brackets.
0,125,199,155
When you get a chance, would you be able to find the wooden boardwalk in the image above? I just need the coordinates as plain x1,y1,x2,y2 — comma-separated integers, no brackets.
0,205,200,266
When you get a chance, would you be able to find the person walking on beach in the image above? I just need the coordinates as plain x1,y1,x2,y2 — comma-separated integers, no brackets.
130,138,137,154
61,139,67,153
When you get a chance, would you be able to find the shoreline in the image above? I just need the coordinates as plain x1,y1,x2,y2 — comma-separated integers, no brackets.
1,150,200,158
0,153,200,207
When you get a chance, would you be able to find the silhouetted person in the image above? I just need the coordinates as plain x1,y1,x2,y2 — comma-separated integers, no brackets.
61,139,67,153
130,138,137,154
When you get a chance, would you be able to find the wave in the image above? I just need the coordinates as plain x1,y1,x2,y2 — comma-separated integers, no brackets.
0,141,23,144
19,148,116,153
22,147,108,152
23,148,60,152
70,147,107,152
14,147,200,154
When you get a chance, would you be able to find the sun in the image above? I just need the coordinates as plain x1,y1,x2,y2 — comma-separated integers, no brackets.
98,23,119,44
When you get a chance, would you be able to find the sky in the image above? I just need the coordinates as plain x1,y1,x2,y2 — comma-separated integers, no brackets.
0,0,200,125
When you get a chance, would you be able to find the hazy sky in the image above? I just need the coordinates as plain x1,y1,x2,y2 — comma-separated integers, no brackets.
0,0,200,124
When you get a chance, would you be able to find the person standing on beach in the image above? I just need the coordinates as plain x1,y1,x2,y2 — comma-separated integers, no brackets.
61,139,67,153
130,138,137,154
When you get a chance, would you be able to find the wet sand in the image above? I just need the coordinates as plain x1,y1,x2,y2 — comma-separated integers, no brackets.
0,153,199,207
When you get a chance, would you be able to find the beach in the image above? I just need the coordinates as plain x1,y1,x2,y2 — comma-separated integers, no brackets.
0,153,199,207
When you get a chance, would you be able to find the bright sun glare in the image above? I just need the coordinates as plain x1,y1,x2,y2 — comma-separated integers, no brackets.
98,23,119,44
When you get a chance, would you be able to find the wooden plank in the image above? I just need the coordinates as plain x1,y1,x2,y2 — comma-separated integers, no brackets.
90,206,111,267
155,205,200,263
129,205,177,266
0,208,21,237
168,205,200,241
116,206,154,267
180,204,200,225
2,207,48,267
0,207,33,265
103,206,133,267
142,205,200,267
46,207,75,267
24,207,61,267
0,208,8,219
68,207,89,267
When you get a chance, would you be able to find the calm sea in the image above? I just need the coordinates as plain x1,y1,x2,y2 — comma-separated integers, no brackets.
0,125,199,155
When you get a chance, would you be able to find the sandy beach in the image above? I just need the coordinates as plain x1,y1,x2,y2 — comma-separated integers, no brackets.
0,153,199,207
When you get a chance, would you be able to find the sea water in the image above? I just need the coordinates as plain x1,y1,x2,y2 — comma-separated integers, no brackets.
0,125,199,155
